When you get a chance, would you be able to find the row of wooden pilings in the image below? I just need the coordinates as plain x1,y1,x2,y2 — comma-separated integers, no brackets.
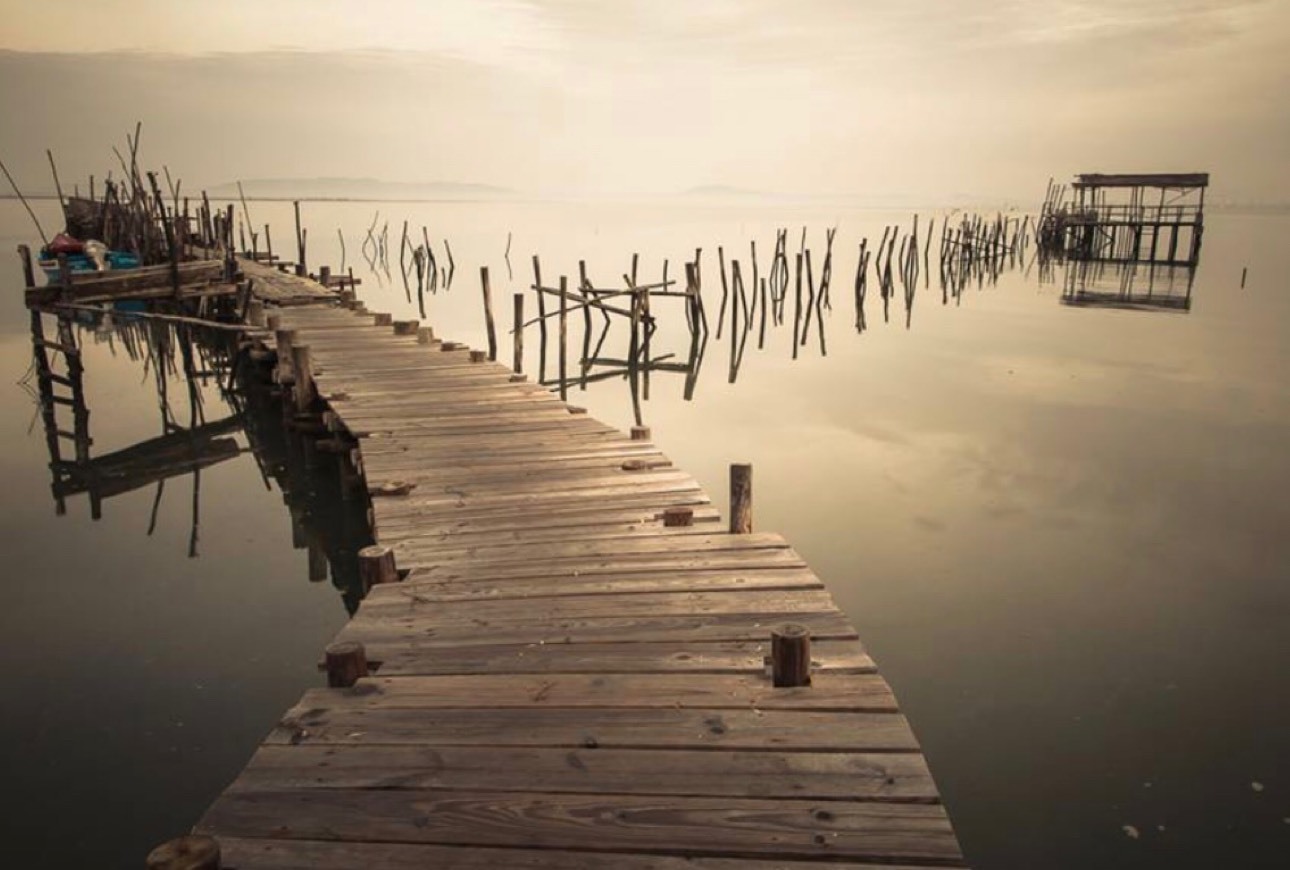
146,303,811,870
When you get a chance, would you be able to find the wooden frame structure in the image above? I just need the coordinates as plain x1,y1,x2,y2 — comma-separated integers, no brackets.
1040,172,1208,267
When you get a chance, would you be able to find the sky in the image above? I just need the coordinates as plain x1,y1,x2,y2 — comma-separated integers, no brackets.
0,0,1287,202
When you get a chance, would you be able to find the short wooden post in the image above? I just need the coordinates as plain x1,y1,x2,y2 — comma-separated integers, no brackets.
17,244,35,288
292,344,314,412
730,462,752,534
373,312,393,327
512,292,524,374
324,641,369,688
246,299,264,328
266,313,282,332
319,265,331,287
339,288,356,308
358,544,398,589
631,425,651,441
393,319,419,336
417,326,435,345
662,507,693,527
771,624,811,687
145,834,221,870
481,266,498,361
274,328,297,383
469,349,488,363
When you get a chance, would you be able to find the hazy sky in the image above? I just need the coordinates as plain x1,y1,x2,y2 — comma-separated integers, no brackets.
1,0,1286,201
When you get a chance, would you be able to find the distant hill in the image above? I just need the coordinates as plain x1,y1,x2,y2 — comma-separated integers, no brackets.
681,184,772,199
207,177,517,201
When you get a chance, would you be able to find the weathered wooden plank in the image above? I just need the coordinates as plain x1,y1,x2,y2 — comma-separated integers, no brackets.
342,637,873,676
200,790,961,864
391,565,810,602
217,838,952,870
336,611,858,655
228,744,935,800
300,672,898,712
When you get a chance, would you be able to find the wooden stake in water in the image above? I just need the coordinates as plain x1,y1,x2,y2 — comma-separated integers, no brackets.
512,292,525,374
558,276,569,402
481,266,498,361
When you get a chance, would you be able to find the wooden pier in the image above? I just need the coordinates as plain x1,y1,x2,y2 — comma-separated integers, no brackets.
167,288,968,868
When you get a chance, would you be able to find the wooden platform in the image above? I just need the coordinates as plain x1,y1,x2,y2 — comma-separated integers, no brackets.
240,258,343,306
193,304,967,868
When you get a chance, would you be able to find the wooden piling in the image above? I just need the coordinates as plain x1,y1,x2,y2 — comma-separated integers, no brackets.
662,506,694,527
481,266,498,361
292,344,314,412
319,265,331,287
469,349,488,363
275,329,297,384
146,834,221,870
417,326,435,345
558,275,569,402
17,244,35,289
293,200,306,277
1241,267,1248,288
358,544,398,589
512,292,524,374
393,320,419,336
771,623,812,687
246,299,265,328
631,425,651,441
324,641,369,688
373,312,393,327
730,462,752,534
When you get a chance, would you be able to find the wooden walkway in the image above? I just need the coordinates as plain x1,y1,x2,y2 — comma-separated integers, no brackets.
192,302,967,868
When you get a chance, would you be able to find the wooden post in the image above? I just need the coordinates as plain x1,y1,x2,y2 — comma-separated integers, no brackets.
512,292,524,374
146,834,221,870
393,319,419,336
307,539,328,583
275,328,296,383
417,326,435,345
558,275,569,401
771,624,812,687
17,244,35,289
246,299,264,328
533,255,547,382
481,266,498,361
662,507,694,527
358,544,398,589
1241,267,1248,288
324,641,369,688
293,200,306,276
631,425,651,441
469,349,488,363
56,253,73,302
292,344,314,412
373,312,393,327
319,265,331,287
730,462,752,534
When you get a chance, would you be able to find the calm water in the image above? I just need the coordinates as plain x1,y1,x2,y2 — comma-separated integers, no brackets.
3,197,1288,868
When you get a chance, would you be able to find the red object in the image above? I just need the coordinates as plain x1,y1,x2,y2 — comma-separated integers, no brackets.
46,232,84,255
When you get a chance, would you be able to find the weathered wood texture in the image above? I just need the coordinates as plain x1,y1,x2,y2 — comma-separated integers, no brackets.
196,301,965,867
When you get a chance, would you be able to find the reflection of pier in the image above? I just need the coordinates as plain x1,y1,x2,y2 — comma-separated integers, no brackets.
1058,261,1196,312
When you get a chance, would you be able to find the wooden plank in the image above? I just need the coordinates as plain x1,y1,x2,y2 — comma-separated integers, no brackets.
217,838,953,870
336,611,858,651
229,744,936,800
200,789,962,864
336,637,873,676
300,672,898,712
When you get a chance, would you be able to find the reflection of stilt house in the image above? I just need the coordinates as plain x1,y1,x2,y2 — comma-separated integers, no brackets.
1040,173,1208,267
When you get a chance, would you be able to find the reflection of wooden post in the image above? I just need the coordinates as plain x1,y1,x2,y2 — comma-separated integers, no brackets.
292,344,314,413
358,544,398,590
772,624,811,687
146,834,221,870
307,538,328,583
325,641,368,688
512,292,524,374
730,463,752,534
